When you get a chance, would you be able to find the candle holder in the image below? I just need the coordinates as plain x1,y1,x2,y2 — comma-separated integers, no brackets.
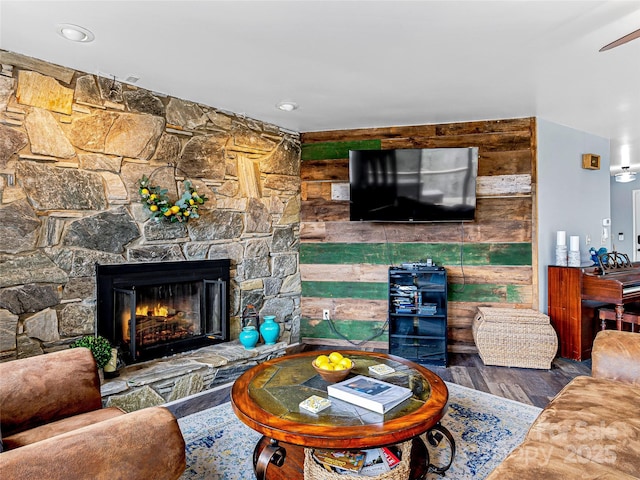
568,250,581,267
555,245,568,266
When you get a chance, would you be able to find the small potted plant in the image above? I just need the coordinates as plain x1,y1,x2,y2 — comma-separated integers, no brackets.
70,335,113,380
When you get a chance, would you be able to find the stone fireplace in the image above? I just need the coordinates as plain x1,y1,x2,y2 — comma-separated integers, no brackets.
96,259,230,364
0,50,302,368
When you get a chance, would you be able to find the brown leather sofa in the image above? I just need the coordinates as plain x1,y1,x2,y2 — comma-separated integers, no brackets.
0,347,186,480
486,329,640,479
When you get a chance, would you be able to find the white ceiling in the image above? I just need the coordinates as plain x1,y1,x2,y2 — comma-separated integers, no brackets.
1,1,639,169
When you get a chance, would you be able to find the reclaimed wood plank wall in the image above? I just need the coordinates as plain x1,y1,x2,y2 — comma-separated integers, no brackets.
300,118,537,352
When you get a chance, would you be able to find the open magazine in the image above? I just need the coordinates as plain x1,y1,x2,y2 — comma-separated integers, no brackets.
312,446,402,476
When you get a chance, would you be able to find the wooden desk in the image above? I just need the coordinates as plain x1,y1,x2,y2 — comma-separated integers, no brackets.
231,350,453,479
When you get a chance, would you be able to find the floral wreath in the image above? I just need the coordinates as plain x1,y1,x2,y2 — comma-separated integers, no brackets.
137,175,208,223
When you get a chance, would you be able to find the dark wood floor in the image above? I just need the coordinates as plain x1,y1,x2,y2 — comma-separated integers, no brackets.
427,353,591,408
168,349,591,418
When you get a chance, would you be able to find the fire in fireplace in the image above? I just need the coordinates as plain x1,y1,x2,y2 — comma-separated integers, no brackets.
96,259,230,363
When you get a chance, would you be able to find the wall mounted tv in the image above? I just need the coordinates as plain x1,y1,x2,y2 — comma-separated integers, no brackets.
349,147,479,222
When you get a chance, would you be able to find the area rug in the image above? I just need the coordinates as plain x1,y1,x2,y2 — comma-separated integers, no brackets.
178,382,541,480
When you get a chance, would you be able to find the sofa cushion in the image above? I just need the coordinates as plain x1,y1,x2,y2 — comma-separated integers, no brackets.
526,375,640,478
2,406,125,450
485,440,639,479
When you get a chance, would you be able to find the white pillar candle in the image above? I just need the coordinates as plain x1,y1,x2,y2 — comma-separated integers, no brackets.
557,231,566,246
570,235,580,252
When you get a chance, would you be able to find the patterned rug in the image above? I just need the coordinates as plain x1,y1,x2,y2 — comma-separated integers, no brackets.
178,382,541,479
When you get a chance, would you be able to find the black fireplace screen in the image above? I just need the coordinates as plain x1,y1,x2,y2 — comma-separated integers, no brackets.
96,260,230,363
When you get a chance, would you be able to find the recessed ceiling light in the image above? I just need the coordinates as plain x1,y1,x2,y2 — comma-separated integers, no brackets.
276,101,298,112
56,24,95,43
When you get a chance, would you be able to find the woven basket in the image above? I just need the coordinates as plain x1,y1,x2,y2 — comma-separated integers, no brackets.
472,307,558,370
304,441,412,480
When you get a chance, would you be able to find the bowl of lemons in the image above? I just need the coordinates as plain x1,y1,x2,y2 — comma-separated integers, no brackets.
312,351,354,383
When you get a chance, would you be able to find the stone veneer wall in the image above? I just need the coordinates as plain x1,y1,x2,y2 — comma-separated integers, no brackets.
0,51,302,362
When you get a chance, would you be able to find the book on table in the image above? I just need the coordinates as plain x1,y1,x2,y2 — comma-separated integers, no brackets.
326,375,412,414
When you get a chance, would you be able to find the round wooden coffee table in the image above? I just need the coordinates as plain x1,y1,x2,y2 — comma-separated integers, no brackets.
231,350,455,479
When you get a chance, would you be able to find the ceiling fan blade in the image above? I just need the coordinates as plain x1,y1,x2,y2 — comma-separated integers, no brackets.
600,27,640,52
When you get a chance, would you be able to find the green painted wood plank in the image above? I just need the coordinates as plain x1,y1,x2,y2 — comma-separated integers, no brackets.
301,140,381,160
300,317,388,342
300,243,532,266
448,284,507,303
302,281,387,300
303,281,526,303
506,285,529,303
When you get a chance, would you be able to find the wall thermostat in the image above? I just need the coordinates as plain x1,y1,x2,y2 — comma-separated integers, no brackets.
602,218,611,227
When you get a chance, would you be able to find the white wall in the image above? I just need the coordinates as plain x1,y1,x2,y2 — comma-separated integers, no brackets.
537,118,611,312
610,176,637,257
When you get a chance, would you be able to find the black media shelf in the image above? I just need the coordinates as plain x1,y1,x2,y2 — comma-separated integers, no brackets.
388,265,448,367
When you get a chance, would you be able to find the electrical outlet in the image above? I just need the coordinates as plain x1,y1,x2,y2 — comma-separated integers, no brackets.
322,309,330,321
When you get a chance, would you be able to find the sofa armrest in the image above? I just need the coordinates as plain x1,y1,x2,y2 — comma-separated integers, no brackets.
0,406,186,480
0,348,102,437
591,330,640,386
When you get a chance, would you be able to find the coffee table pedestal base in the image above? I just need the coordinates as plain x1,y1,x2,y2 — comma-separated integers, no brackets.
252,423,455,480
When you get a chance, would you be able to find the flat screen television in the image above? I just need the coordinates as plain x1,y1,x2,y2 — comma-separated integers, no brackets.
349,147,479,222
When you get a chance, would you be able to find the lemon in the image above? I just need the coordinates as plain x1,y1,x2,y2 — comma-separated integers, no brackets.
163,210,172,216
149,205,158,212
333,364,346,371
339,358,353,369
184,211,190,217
171,205,181,214
328,352,343,364
140,188,149,196
315,355,330,366
320,363,334,371
150,194,157,200
189,199,195,205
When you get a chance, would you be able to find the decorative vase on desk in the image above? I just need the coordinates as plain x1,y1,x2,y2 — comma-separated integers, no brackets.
239,326,259,350
260,315,280,345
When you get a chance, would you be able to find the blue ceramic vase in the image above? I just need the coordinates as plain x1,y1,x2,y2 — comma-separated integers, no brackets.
239,326,259,350
260,315,280,345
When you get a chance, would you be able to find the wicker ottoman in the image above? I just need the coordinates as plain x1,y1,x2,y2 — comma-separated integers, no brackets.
472,307,558,369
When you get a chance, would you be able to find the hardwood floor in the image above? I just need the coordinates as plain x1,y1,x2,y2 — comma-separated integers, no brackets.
427,353,591,408
167,350,592,418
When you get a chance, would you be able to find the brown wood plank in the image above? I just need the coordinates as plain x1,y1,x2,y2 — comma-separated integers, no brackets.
300,218,531,243
381,131,532,152
300,200,349,222
301,298,387,322
476,197,532,222
300,158,349,180
435,118,534,136
479,150,532,176
301,125,438,143
301,265,532,285
301,181,333,201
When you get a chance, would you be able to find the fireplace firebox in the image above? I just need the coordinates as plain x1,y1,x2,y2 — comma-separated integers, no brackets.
96,260,230,364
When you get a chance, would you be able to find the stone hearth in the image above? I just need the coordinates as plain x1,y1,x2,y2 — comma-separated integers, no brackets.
101,340,289,411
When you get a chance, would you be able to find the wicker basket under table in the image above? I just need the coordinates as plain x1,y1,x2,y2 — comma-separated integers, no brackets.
472,307,558,370
304,441,412,480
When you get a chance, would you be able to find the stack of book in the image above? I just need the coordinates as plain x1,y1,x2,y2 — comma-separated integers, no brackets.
392,297,416,313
